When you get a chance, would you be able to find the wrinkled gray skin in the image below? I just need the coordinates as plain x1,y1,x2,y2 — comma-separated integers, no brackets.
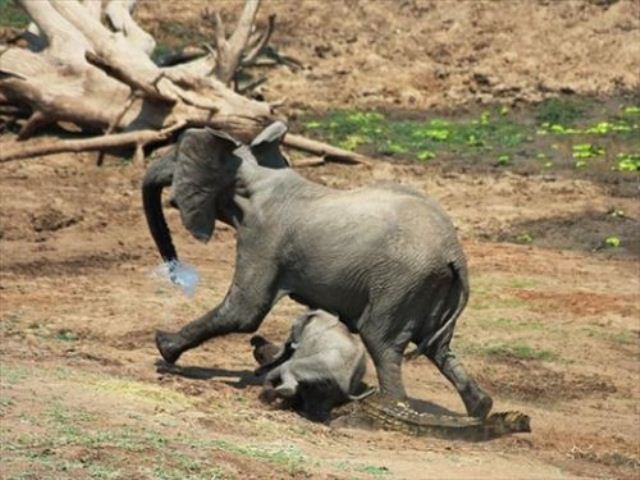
251,310,371,420
142,122,493,419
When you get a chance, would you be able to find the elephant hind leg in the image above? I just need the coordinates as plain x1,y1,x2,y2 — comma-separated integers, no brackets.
359,323,409,401
427,346,493,419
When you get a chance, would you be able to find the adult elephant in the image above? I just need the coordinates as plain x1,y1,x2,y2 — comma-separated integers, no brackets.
142,122,493,420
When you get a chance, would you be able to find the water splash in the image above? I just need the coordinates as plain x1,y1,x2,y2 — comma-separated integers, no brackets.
152,260,199,297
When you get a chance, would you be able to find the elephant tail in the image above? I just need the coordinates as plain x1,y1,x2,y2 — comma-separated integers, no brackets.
142,153,178,263
407,259,470,360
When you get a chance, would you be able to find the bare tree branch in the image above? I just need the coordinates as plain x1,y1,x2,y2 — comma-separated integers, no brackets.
0,122,186,163
241,14,275,67
18,111,49,140
85,51,176,104
212,0,261,84
283,134,372,166
104,0,156,55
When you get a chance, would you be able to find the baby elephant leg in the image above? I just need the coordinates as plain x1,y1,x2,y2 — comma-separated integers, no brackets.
264,363,299,398
275,363,300,398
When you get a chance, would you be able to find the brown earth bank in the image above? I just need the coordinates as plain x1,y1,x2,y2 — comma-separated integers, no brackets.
1,1,640,479
136,0,640,114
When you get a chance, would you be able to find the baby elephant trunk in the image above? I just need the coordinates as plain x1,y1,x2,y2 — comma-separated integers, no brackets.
250,335,294,376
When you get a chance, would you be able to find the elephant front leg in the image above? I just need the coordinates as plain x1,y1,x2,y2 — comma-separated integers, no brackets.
156,265,279,363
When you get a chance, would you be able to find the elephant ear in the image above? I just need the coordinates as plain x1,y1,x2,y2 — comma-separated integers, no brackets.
250,121,289,168
171,128,240,243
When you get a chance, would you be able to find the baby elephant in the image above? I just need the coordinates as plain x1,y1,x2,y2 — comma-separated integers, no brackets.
251,310,373,420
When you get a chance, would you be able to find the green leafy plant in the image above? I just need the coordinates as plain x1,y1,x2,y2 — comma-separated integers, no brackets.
574,159,587,169
604,236,620,248
485,342,558,362
497,154,510,166
615,153,640,172
417,150,436,161
608,208,626,218
572,143,604,159
584,121,632,134
515,233,533,244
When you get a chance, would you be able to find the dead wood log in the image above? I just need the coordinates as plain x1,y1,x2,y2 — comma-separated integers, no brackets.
283,134,372,166
0,0,274,149
0,0,368,168
0,122,185,163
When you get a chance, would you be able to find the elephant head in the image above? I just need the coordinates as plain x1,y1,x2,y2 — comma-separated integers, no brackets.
142,122,289,263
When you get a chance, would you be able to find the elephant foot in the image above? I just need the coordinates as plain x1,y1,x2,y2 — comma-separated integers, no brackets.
155,330,185,364
464,386,493,419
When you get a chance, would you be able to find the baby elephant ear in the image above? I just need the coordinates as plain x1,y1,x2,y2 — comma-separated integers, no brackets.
171,128,238,243
250,121,289,168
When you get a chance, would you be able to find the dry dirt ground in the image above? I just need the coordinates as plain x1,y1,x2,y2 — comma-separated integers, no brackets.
1,1,640,479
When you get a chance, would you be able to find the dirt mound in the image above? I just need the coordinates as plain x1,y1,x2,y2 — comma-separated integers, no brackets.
478,359,618,403
30,206,82,233
2,251,140,277
138,0,640,112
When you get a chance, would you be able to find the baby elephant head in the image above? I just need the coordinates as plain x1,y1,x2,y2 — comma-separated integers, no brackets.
250,335,282,367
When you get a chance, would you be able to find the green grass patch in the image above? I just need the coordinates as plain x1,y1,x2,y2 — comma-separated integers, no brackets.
0,0,29,28
535,97,588,126
302,109,529,160
302,98,639,179
150,461,228,480
0,364,29,385
336,461,391,477
475,316,546,332
623,105,640,115
209,440,307,471
93,377,194,409
615,152,640,172
355,465,391,476
581,326,636,346
483,342,558,362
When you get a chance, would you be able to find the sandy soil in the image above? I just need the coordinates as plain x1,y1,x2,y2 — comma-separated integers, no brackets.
137,0,640,113
1,1,639,479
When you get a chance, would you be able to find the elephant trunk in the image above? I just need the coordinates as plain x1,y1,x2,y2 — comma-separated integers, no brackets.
142,153,178,263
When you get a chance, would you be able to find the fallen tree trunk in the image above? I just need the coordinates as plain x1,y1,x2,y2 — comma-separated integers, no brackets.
0,0,275,153
0,0,369,168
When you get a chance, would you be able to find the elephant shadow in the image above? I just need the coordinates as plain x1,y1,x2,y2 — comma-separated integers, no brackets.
155,359,263,389
155,360,465,418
